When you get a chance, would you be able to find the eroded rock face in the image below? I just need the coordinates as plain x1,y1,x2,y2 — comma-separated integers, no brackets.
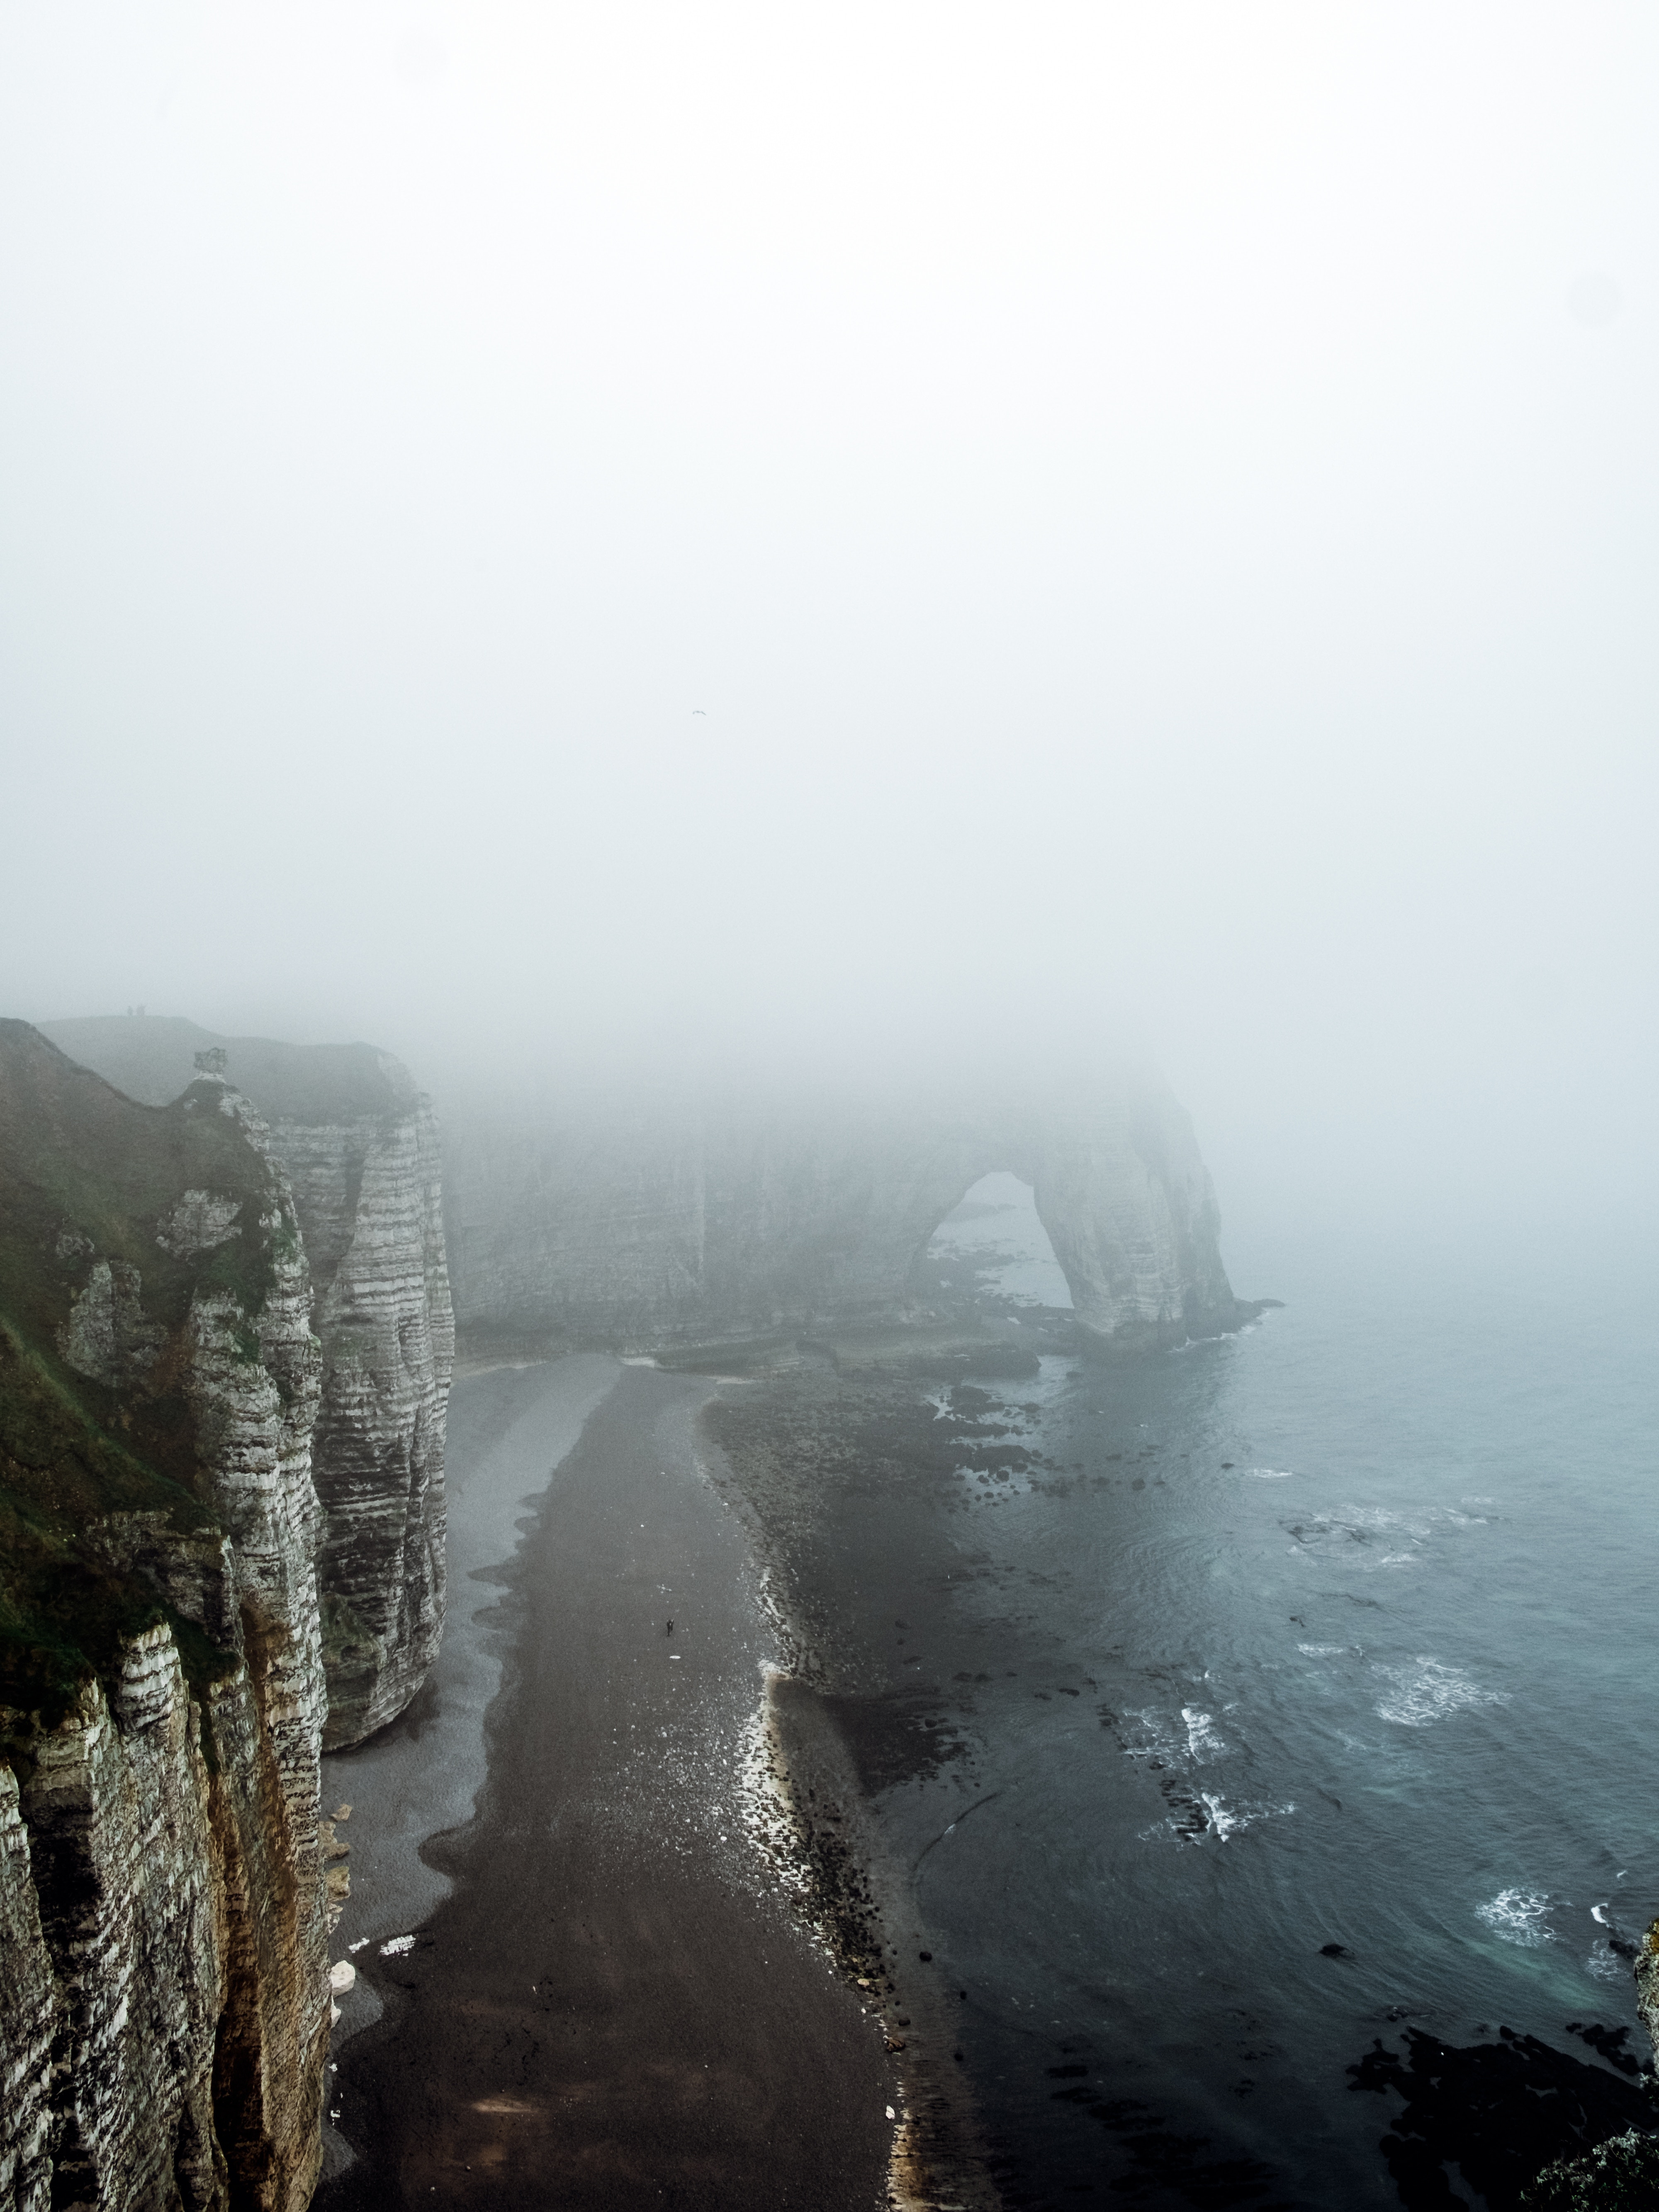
276,1097,451,1747
56,1259,168,1388
0,1767,56,2211
1636,1923,1659,2068
0,1026,334,2211
39,1016,454,1750
442,1061,1246,1358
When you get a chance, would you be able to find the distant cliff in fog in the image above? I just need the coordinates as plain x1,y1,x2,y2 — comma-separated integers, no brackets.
441,1057,1250,1360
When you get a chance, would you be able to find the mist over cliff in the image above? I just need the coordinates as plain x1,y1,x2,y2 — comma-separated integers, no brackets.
3,2,1657,1260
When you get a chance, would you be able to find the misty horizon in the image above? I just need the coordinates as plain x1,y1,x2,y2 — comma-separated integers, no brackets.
6,2,1657,1248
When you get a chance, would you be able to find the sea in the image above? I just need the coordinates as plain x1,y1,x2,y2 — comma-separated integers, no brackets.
827,1176,1659,2208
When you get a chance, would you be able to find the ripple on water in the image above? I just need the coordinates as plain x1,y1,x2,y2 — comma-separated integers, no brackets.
1373,1657,1510,1728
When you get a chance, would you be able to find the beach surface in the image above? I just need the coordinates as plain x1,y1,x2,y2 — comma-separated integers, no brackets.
316,1357,898,2212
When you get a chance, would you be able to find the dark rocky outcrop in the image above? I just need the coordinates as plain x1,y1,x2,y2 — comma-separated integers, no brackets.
442,1059,1251,1362
1348,2025,1658,2209
41,1017,453,1749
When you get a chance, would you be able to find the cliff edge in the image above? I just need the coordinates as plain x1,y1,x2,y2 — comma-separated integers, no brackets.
40,1016,454,1749
0,1021,331,2212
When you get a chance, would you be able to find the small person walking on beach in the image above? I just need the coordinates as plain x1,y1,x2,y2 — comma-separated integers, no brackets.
665,1619,674,1635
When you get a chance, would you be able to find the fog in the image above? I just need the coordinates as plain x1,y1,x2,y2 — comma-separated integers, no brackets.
5,3,1657,1255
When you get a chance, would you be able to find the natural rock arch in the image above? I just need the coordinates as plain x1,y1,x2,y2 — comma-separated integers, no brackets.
917,1168,1075,1310
444,1061,1251,1358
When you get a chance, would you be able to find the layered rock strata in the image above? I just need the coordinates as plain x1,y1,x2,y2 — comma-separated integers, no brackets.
41,1016,453,1749
441,1060,1247,1359
1636,1923,1659,2066
0,1023,332,2212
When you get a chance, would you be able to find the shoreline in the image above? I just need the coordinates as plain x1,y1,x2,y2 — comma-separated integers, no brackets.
316,1356,624,2175
696,1350,1041,2212
753,1669,1003,2212
319,1358,900,2210
325,1271,1659,2210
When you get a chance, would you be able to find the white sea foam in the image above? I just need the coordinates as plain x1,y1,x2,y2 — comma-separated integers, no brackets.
1119,1708,1183,1763
1286,1506,1430,1565
1246,1467,1295,1479
1121,1705,1228,1767
1135,1776,1295,1845
1476,1889,1554,1947
1200,1793,1241,1840
1182,1706,1225,1758
379,1934,417,1956
1191,1795,1295,1844
1374,1657,1510,1728
1297,1643,1350,1657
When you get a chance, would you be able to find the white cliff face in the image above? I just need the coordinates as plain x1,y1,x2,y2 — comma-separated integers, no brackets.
1033,1080,1235,1347
14,1641,231,2212
0,1037,339,2212
443,1104,709,1349
56,1260,168,1387
265,1090,453,1747
4,1626,329,2212
37,1019,456,1751
1636,1927,1659,2071
0,1765,56,2212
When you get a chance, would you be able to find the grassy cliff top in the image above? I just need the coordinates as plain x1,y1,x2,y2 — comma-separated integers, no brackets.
0,1021,287,1726
40,1012,418,1123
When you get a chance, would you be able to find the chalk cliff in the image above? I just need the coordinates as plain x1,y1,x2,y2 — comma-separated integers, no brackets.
1636,1923,1659,2068
0,1023,331,2212
41,1017,453,1749
442,1061,1247,1359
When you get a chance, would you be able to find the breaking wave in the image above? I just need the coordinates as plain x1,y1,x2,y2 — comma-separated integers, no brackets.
1476,1888,1554,1947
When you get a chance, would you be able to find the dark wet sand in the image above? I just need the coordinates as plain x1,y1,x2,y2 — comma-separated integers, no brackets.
317,1363,895,2212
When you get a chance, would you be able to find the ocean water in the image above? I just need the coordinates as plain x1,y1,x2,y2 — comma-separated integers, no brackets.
848,1187,1659,2207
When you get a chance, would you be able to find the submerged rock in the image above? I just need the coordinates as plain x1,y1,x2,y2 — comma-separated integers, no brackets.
1348,2024,1657,2209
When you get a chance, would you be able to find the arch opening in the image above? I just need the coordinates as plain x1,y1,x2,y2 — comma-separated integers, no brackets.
912,1169,1075,1319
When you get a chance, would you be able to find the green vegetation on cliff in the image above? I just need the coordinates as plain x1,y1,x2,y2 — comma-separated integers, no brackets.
1522,2130,1659,2210
0,1020,289,1725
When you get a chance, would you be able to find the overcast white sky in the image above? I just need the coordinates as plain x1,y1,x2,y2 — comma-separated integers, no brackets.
4,3,1656,1245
